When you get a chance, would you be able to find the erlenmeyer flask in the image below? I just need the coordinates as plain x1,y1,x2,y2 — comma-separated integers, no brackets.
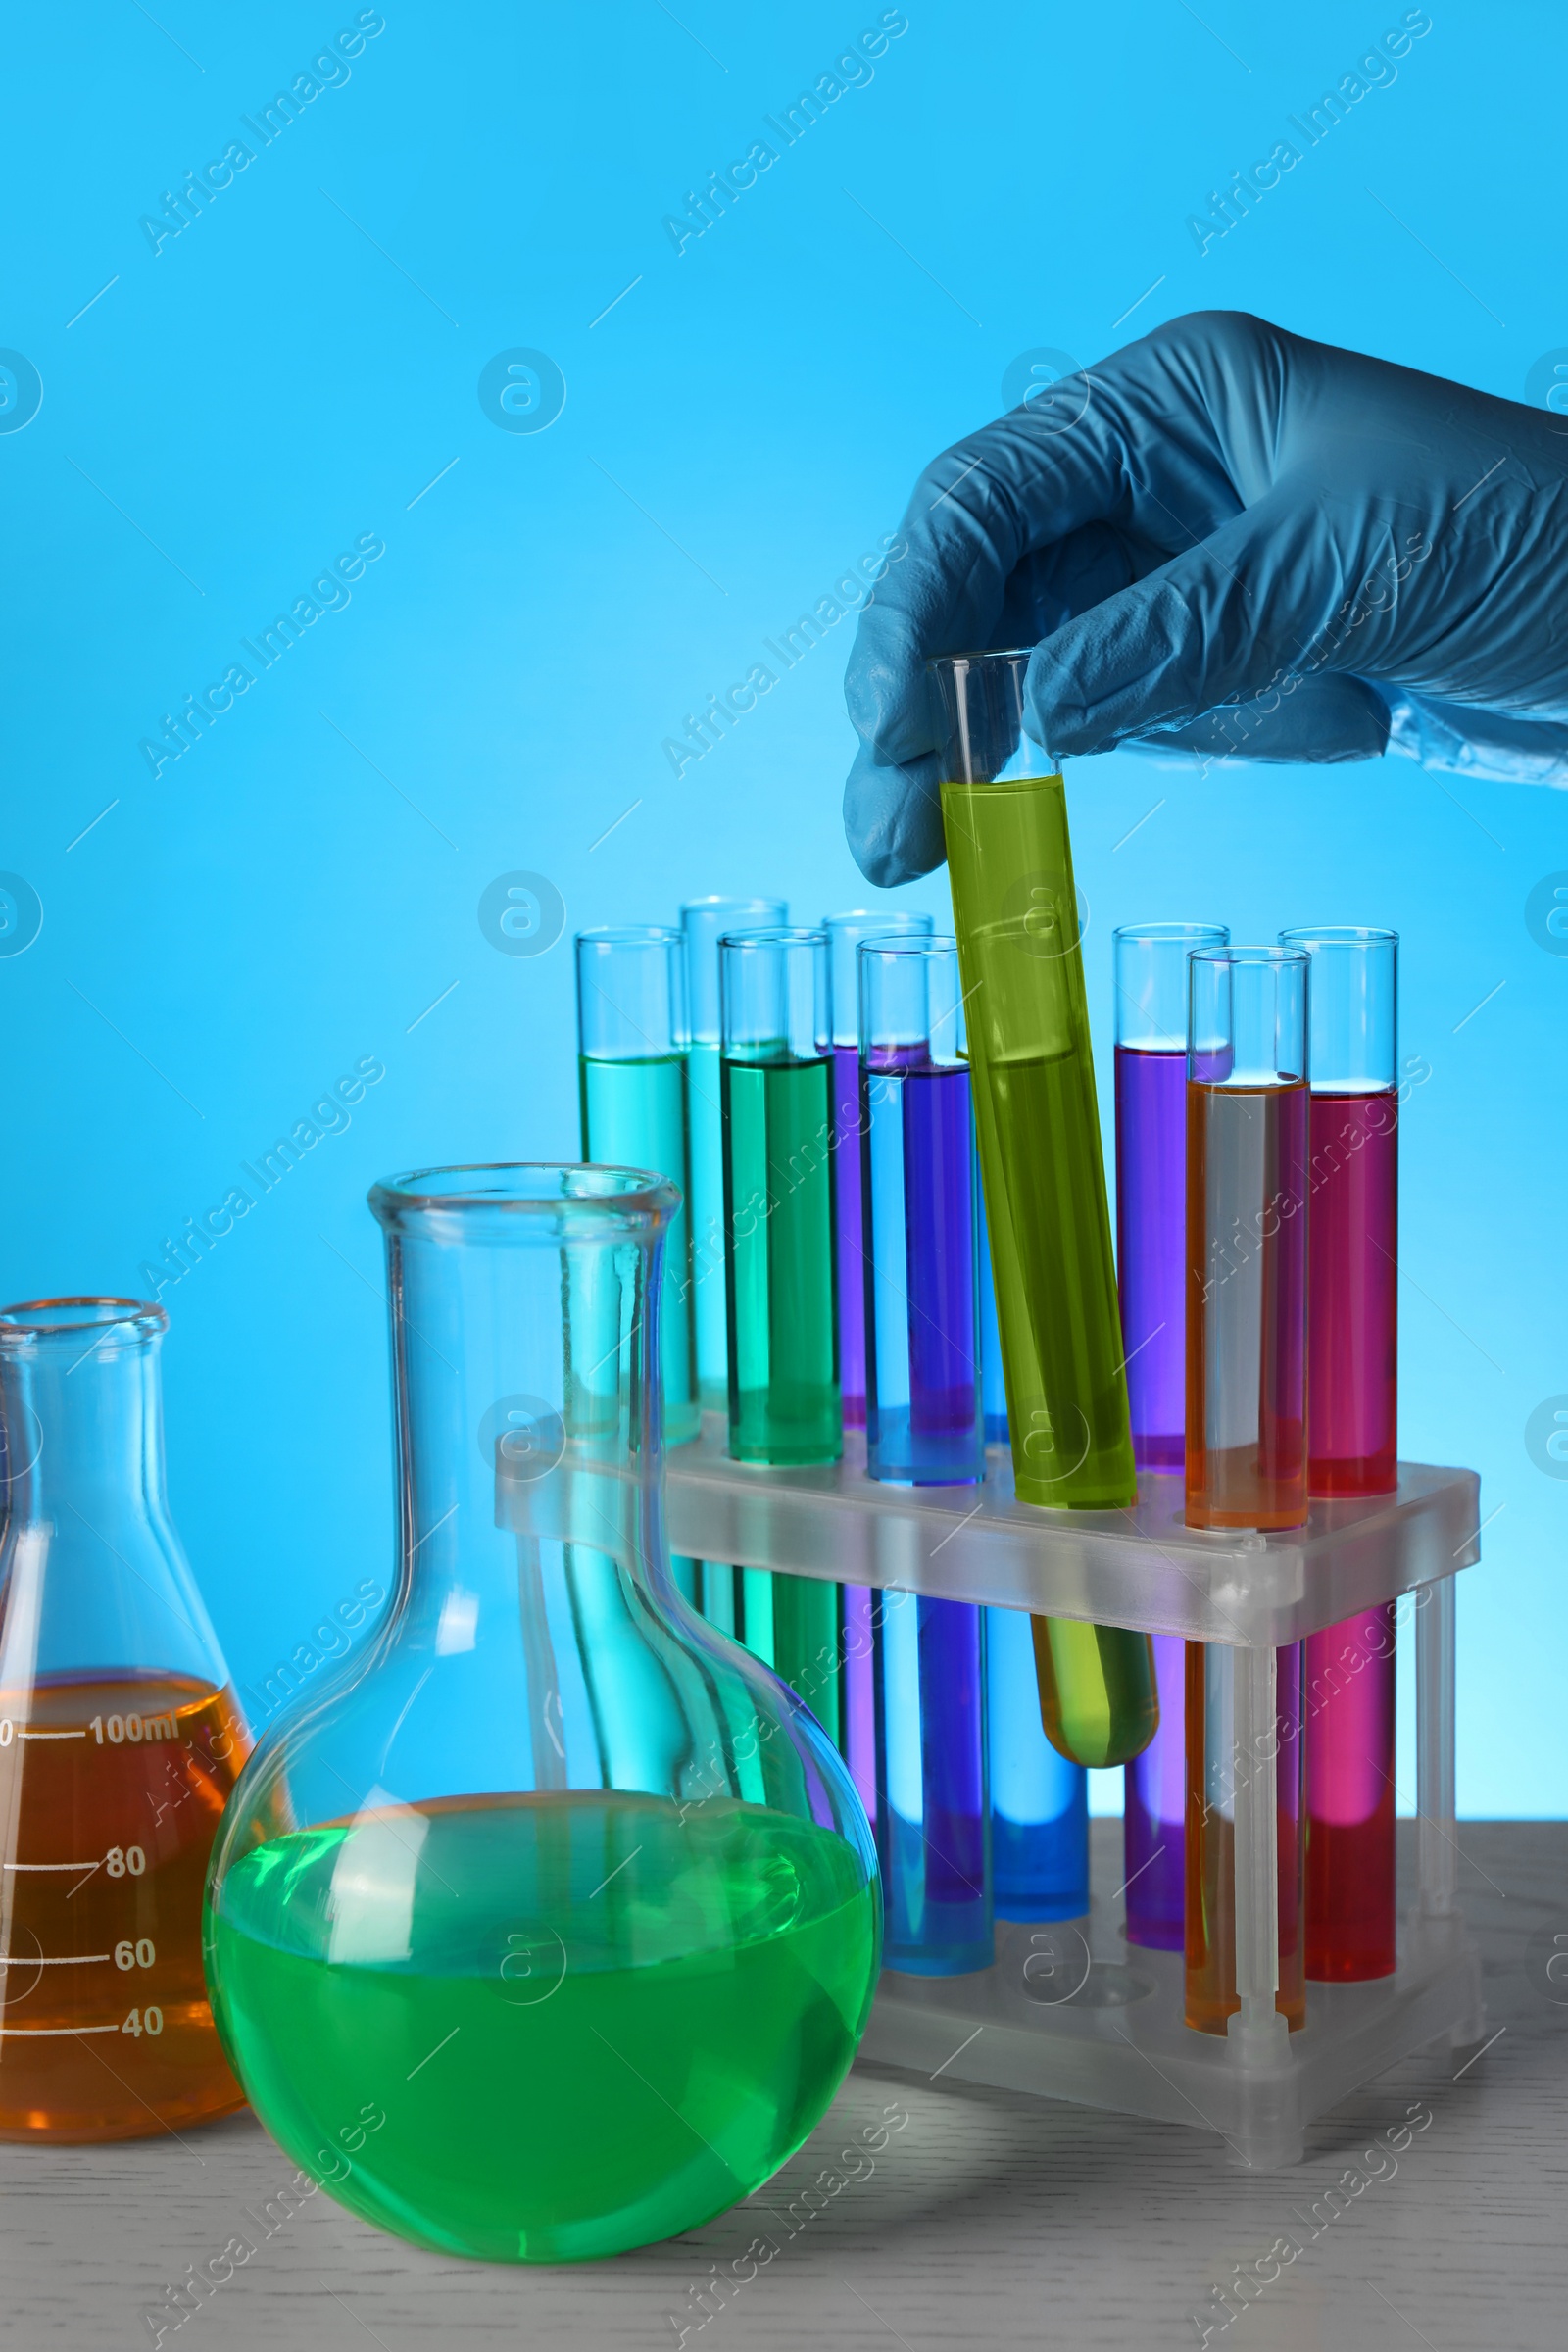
0,1298,250,2140
204,1165,880,2265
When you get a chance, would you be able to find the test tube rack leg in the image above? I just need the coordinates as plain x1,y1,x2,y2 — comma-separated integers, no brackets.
650,1425,1484,2173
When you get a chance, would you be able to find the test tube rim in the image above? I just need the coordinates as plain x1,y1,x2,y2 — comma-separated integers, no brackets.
1277,925,1400,949
1112,920,1232,945
923,647,1037,670
856,930,960,960
575,922,685,947
1189,945,1310,971
719,924,828,951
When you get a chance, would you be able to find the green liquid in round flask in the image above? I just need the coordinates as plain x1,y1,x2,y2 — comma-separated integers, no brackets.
203,1164,880,2263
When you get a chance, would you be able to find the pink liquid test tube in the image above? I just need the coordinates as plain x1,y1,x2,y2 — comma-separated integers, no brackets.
1281,925,1399,1982
1114,922,1227,1949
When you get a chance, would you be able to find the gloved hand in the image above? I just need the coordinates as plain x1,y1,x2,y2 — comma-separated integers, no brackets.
844,309,1568,884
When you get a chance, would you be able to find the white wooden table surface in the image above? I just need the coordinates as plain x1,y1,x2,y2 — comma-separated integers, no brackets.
4,1823,1562,2352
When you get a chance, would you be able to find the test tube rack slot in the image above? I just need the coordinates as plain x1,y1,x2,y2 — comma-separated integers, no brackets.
513,1423,1485,2170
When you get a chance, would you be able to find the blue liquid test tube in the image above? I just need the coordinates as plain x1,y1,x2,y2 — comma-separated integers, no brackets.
824,907,933,1824
862,936,991,1974
977,1116,1089,1920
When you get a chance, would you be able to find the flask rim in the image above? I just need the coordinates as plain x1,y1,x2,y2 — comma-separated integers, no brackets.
368,1160,680,1233
0,1295,166,1348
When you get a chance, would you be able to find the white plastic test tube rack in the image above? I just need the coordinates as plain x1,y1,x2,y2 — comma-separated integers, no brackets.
512,1421,1484,2171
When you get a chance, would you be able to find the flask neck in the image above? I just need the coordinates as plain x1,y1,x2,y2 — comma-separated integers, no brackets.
1,1328,170,1534
381,1202,667,1628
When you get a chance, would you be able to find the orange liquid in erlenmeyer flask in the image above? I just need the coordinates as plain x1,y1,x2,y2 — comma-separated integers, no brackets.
0,1673,250,2140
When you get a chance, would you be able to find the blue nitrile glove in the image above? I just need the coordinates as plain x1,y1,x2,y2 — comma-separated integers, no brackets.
844,310,1568,884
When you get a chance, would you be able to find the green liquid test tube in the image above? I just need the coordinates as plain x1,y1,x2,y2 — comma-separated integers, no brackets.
930,650,1155,1770
720,924,844,1746
681,896,788,1413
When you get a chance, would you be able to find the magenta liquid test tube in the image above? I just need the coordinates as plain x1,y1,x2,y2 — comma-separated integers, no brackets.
1114,917,1222,1947
824,908,932,1822
1114,922,1227,1950
976,1179,1088,1917
1281,925,1399,1983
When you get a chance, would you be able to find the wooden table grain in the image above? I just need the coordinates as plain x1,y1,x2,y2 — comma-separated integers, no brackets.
4,1823,1562,2352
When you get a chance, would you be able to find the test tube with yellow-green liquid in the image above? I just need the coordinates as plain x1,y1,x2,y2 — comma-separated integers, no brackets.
930,649,1155,1770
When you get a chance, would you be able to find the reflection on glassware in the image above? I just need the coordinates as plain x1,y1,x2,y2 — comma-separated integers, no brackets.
1184,1641,1304,2034
1186,948,1310,1533
986,1605,1087,1922
204,1165,878,2263
930,652,1153,1773
0,1298,250,2140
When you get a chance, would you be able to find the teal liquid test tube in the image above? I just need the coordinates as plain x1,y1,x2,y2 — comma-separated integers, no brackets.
721,925,844,1744
575,925,700,1451
575,926,701,1604
681,896,786,1649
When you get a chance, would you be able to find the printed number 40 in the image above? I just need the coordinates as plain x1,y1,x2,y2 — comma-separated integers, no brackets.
122,2006,164,2036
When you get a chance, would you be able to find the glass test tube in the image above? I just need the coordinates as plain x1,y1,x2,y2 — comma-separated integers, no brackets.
1184,952,1308,2032
1184,1641,1305,2034
930,649,1155,1773
876,1590,991,1973
859,937,991,1968
681,896,786,1648
987,1604,1088,1921
828,908,933,1819
825,908,934,1430
575,927,700,1457
1282,926,1399,1983
979,1147,1088,1914
859,936,984,1487
1114,923,1228,1951
681,896,788,1411
721,927,843,1743
977,1123,1088,1915
1185,947,1309,1532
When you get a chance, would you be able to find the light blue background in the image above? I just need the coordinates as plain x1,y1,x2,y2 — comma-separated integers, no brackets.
0,1,1560,1812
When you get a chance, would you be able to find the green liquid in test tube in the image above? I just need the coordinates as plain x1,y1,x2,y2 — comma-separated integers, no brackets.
681,897,788,1413
575,927,701,1607
681,897,787,1654
720,925,843,1747
930,651,1155,1770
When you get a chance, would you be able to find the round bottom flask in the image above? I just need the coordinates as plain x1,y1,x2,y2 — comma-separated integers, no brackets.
204,1166,879,2263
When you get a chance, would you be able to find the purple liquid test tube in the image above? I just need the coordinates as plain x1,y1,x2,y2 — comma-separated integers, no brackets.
861,934,990,1972
1114,921,1228,1951
825,907,932,1822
